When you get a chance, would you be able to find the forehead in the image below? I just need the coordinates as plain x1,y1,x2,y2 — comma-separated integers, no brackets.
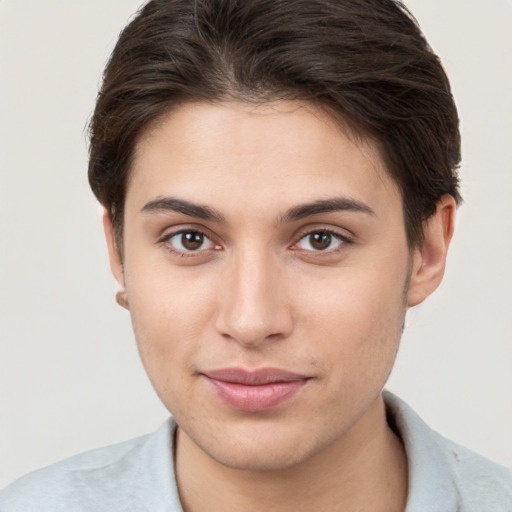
127,100,401,218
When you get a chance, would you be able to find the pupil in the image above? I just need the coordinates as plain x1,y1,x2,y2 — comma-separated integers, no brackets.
182,232,203,250
310,232,331,250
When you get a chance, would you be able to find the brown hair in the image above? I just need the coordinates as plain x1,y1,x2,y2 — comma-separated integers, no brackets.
88,0,461,248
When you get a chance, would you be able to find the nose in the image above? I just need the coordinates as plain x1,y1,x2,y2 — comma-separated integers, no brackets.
215,248,293,347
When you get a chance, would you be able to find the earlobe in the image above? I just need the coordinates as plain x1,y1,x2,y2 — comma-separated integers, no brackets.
407,194,456,307
102,208,129,310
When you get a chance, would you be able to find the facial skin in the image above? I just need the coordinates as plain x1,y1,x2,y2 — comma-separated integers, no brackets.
104,101,454,510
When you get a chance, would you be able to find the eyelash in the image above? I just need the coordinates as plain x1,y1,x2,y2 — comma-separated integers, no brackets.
158,227,353,257
291,229,353,254
158,229,219,257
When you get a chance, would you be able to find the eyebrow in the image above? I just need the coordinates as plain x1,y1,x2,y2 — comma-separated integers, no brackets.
140,196,375,223
141,197,226,222
279,198,375,223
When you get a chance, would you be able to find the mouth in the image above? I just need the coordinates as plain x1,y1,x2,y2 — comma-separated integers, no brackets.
201,367,311,412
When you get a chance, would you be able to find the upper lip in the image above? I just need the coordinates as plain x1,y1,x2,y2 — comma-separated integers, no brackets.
202,367,310,385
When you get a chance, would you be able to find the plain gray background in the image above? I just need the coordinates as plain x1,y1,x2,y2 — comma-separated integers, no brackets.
1,0,511,488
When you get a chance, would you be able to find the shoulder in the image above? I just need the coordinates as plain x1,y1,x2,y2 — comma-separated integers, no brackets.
384,391,512,512
437,433,512,510
0,419,182,512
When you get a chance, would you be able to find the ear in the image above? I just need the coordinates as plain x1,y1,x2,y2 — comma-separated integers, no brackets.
102,208,129,310
407,194,456,307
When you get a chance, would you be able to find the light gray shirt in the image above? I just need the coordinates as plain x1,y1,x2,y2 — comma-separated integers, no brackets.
1,391,511,511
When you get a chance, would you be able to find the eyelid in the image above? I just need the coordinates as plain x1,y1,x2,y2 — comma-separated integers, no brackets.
290,226,354,253
155,223,353,256
157,225,222,256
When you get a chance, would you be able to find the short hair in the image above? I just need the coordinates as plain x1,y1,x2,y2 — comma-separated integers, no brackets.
88,0,461,249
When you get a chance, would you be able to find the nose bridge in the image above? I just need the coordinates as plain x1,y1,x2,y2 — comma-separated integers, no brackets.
215,244,292,346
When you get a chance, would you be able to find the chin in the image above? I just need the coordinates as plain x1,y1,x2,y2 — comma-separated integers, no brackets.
206,441,313,472
183,415,341,473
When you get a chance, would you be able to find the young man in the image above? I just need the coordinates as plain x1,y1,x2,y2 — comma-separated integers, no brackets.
1,0,511,510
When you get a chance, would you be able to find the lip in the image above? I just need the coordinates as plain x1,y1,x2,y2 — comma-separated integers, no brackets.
202,368,310,412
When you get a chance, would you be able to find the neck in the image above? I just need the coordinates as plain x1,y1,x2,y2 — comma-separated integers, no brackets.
175,394,408,512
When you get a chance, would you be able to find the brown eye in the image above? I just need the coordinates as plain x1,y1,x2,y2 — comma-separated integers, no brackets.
181,232,204,250
309,232,332,250
166,230,215,253
295,230,345,252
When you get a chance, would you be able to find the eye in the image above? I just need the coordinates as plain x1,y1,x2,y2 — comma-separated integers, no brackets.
295,230,346,252
165,230,216,253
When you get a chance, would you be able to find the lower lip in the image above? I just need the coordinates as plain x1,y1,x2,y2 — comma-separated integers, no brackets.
205,378,308,412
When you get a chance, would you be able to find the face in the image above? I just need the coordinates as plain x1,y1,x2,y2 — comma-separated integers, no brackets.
106,101,448,471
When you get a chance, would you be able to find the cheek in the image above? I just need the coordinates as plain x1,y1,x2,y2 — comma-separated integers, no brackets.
298,261,407,328
125,266,217,373
126,273,218,415
295,262,408,371
294,271,407,426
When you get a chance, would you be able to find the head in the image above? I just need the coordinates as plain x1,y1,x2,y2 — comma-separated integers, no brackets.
89,0,460,472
